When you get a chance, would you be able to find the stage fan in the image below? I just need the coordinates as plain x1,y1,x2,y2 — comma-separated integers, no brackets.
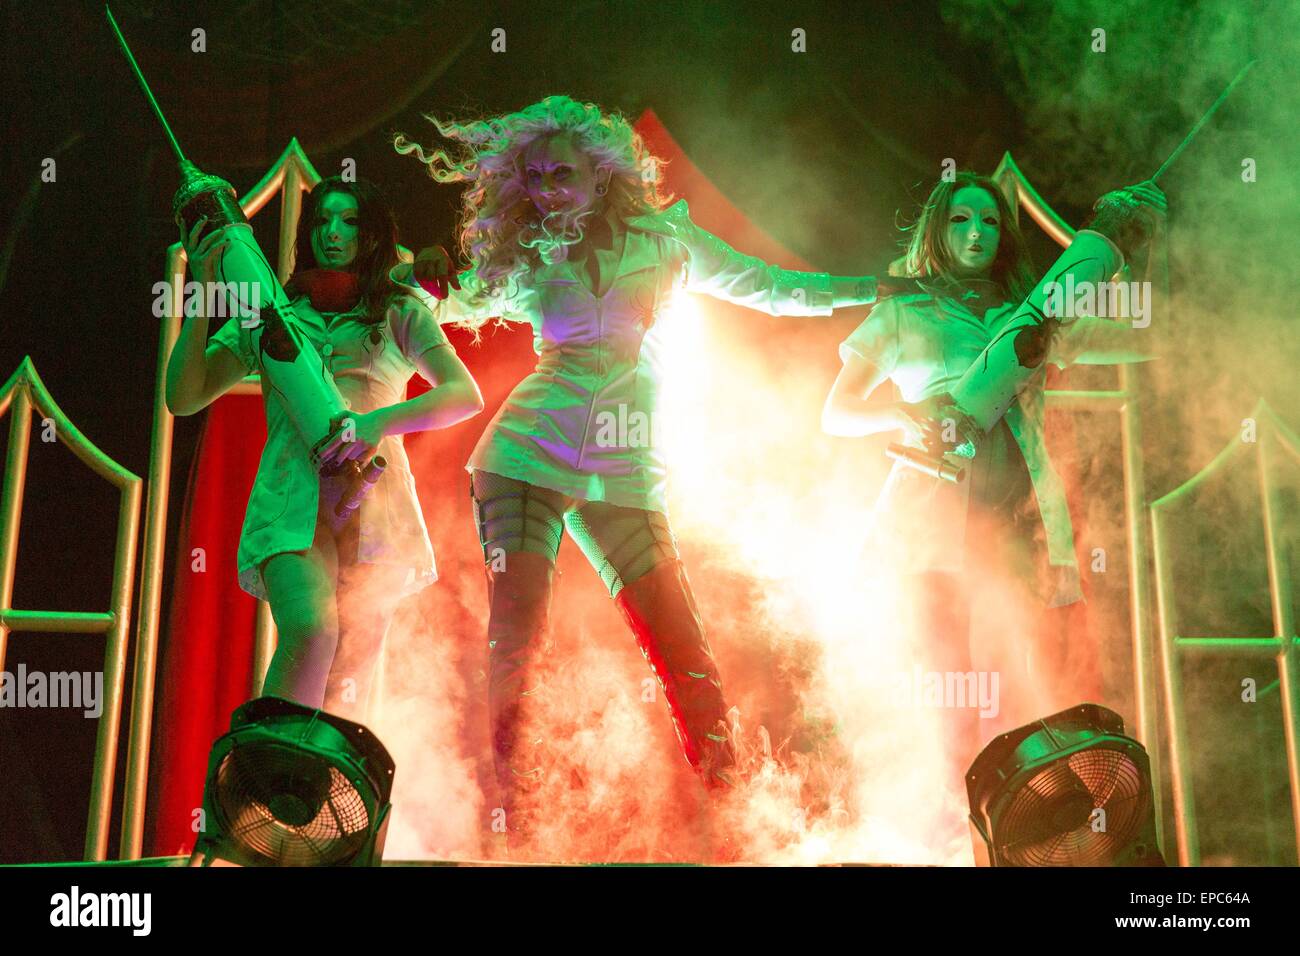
190,696,395,867
966,703,1165,867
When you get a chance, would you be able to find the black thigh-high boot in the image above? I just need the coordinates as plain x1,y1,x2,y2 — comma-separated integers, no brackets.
485,550,556,844
613,559,736,789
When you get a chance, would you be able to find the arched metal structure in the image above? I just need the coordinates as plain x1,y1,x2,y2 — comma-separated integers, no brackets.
1151,399,1300,865
0,358,142,861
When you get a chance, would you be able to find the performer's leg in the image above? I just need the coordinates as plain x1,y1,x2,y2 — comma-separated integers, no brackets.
566,502,736,788
260,518,341,708
909,571,980,790
470,471,569,838
325,559,411,723
974,502,1065,730
1021,549,1077,705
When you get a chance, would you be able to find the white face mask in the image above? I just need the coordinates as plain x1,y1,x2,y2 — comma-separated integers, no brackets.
944,186,1001,278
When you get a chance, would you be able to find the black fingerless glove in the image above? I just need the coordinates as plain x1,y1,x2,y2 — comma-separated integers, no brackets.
1082,189,1158,260
876,275,926,298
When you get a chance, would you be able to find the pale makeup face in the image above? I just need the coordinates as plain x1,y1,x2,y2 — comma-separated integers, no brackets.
311,191,360,269
523,134,607,218
944,185,1001,277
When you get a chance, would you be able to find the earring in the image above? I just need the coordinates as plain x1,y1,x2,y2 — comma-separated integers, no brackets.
595,183,608,196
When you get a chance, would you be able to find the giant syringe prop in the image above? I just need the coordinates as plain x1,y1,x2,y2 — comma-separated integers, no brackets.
107,5,384,532
887,59,1256,483
1151,59,1256,184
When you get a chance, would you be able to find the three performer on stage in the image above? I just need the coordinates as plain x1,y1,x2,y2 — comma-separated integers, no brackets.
167,93,1167,848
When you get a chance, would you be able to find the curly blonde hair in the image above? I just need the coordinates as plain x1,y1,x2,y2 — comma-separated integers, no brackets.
395,95,669,321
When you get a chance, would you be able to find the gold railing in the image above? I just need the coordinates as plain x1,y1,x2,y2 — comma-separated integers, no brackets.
0,358,142,861
1151,399,1300,865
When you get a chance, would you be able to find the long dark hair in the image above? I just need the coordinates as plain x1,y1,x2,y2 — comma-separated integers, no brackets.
901,171,1036,304
285,176,402,325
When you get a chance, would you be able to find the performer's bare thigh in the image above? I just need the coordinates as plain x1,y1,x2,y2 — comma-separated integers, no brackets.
262,520,340,636
259,517,341,704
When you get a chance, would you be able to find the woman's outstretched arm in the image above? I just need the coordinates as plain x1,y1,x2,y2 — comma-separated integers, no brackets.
391,248,529,330
660,200,892,315
1048,180,1168,368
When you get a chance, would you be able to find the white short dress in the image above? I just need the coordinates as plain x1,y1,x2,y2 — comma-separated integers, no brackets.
839,230,1135,608
210,290,452,601
419,199,837,514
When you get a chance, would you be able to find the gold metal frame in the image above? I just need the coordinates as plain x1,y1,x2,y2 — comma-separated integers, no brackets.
1151,399,1300,865
1006,152,1299,862
0,358,142,861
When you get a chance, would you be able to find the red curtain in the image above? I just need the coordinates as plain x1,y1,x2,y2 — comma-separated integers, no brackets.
147,397,263,856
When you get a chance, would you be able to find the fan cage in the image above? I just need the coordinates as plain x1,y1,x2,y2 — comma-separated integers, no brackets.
211,739,376,867
992,741,1150,866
